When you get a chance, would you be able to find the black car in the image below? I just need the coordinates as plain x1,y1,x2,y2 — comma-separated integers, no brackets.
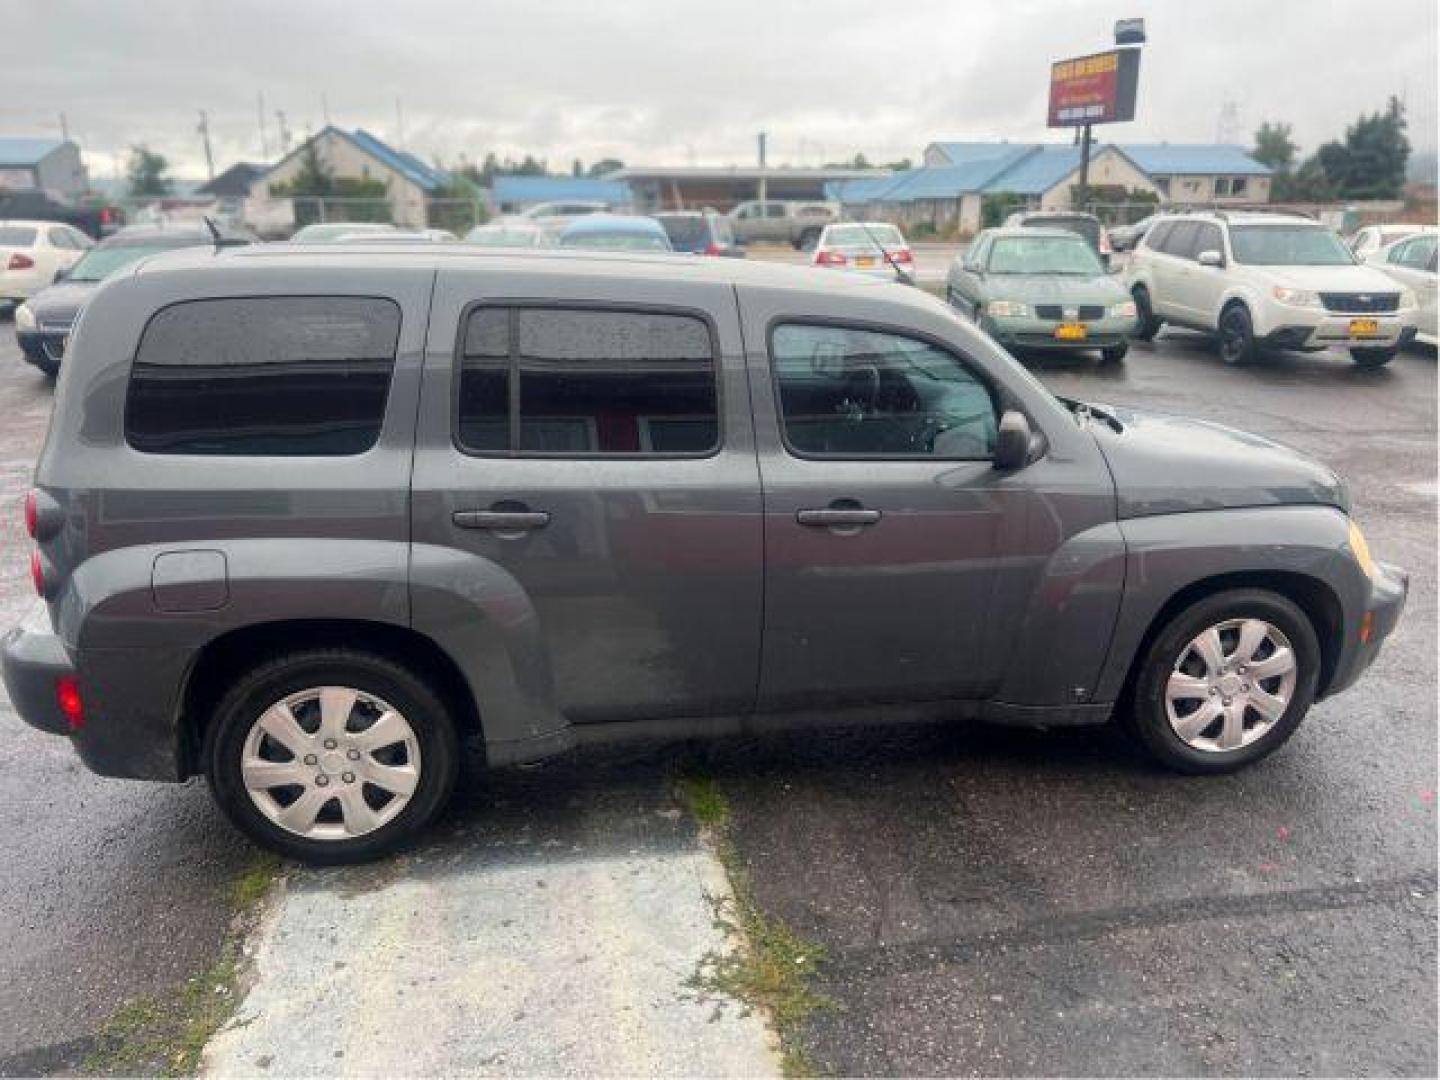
14,222,254,375
0,190,125,240
653,210,744,257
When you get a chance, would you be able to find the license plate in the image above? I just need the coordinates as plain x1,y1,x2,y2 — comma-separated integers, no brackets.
1349,318,1379,336
855,256,875,268
1054,323,1087,340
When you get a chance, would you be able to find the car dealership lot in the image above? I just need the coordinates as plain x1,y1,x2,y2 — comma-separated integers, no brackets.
0,326,1433,1074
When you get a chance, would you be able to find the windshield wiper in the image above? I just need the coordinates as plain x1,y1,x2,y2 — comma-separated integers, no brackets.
1058,395,1123,432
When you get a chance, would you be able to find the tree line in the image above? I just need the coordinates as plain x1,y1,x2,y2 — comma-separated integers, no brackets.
1252,96,1412,202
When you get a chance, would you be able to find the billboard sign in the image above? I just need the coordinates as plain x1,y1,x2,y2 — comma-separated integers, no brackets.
1047,48,1140,127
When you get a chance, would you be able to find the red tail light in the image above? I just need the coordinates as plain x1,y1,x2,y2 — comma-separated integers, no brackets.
704,242,721,256
24,489,37,538
890,249,913,264
7,253,35,271
1099,230,1112,256
29,550,46,597
815,250,847,266
100,208,112,225
55,675,84,730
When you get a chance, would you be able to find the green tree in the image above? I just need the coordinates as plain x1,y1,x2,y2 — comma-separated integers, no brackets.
1314,96,1411,199
126,145,172,197
1252,121,1297,172
269,141,390,226
587,157,624,178
571,158,584,177
981,191,1027,228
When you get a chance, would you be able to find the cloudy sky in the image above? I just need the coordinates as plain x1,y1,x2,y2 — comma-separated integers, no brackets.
3,0,1436,181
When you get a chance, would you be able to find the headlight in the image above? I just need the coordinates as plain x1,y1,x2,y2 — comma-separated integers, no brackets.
1347,519,1375,580
1399,287,1418,309
13,302,36,332
1271,286,1322,308
987,300,1031,318
1109,300,1138,320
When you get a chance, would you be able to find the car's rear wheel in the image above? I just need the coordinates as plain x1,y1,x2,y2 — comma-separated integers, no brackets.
1124,589,1320,774
1131,286,1161,341
1351,346,1396,368
206,650,459,863
1218,304,1258,365
797,228,821,252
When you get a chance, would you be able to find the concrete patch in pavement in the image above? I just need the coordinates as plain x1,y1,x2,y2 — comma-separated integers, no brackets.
202,837,779,1076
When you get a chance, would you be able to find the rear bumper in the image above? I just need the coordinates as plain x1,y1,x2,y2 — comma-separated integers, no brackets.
1324,560,1408,698
1,602,74,735
15,328,64,372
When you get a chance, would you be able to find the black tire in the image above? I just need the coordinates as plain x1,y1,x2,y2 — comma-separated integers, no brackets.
1124,589,1320,775
1351,347,1396,368
1131,286,1161,342
1101,343,1129,363
796,228,821,252
1217,303,1258,365
206,649,460,864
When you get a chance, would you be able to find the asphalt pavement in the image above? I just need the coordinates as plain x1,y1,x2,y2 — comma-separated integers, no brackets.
0,312,1434,1076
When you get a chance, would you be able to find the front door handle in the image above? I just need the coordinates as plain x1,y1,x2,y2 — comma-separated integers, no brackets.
796,508,881,527
452,509,551,531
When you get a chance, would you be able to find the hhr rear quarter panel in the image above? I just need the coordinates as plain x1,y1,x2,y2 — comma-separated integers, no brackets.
18,251,1390,782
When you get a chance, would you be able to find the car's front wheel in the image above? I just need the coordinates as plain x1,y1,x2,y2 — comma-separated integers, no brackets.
1125,589,1320,774
1351,346,1397,368
206,649,460,863
1218,304,1258,365
1131,286,1161,342
1101,343,1129,363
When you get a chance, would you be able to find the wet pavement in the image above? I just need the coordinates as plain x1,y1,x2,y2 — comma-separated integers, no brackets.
0,316,1434,1076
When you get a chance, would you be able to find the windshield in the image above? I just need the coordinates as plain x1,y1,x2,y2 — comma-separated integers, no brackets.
1230,225,1355,266
66,244,177,282
466,227,542,247
561,232,671,251
657,216,707,249
826,224,903,248
987,236,1103,275
0,226,38,246
1021,216,1100,247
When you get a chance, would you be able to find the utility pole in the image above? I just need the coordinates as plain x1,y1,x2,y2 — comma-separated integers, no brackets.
1077,123,1092,209
197,110,215,181
757,131,767,203
59,113,70,142
275,110,292,154
395,97,405,150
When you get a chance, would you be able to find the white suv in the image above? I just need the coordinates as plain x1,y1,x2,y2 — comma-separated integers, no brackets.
1125,211,1421,368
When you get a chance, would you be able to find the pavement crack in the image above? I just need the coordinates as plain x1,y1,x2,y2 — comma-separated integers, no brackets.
821,871,1437,980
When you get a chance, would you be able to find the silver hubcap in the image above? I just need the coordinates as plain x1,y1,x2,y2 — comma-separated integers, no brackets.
1165,618,1298,753
241,686,421,840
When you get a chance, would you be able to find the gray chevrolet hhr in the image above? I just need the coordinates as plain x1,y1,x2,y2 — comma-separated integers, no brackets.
2,242,1408,862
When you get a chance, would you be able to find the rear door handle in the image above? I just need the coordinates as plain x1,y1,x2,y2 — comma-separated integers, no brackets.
796,508,881,527
452,510,551,531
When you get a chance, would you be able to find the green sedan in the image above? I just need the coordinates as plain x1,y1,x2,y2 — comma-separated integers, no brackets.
947,227,1139,362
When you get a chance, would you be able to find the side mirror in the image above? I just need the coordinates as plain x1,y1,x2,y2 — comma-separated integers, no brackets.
53,266,70,283
993,409,1037,471
1197,249,1225,268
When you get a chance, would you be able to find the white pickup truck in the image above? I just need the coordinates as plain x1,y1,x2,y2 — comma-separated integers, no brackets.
728,200,839,249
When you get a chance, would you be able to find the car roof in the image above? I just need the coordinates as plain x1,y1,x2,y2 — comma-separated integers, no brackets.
1014,210,1099,221
558,213,667,237
0,219,72,230
985,226,1091,240
100,225,250,248
129,242,911,300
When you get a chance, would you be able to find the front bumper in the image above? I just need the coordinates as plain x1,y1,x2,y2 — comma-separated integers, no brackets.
985,314,1138,350
1,601,75,735
15,327,68,372
1261,311,1417,350
1325,559,1408,698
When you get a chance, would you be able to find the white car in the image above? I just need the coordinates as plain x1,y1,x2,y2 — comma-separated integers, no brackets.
1365,229,1438,346
1,220,92,306
1125,211,1421,368
811,222,913,279
1348,223,1428,261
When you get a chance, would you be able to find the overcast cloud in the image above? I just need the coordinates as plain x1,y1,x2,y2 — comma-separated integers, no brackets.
2,0,1435,180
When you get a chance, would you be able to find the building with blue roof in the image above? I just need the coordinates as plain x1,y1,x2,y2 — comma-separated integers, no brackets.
834,140,1271,235
0,137,88,199
249,125,454,229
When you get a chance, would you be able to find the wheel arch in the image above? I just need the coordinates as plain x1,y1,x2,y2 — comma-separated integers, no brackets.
178,619,483,779
1116,569,1343,707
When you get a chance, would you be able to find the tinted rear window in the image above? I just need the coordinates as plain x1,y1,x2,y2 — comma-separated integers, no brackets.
126,297,400,455
457,306,718,456
657,216,708,250
0,226,38,246
1023,216,1100,247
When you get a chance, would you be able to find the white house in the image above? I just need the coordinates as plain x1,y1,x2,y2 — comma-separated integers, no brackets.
0,138,88,200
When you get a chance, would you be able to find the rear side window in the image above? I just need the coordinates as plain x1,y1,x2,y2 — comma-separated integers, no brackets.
1160,221,1200,258
0,226,37,246
456,306,719,456
1144,221,1173,251
126,297,400,455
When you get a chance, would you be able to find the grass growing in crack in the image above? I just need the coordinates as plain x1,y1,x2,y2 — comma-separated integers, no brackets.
83,852,283,1077
677,772,832,1076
